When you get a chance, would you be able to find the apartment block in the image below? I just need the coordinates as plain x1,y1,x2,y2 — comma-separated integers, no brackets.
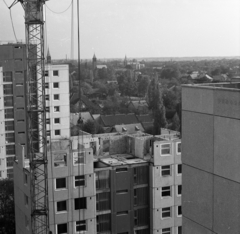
45,63,70,140
0,43,28,179
14,130,182,234
182,83,240,234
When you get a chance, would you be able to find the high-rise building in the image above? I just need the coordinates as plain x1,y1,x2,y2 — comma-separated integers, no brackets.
0,44,70,179
0,43,28,179
14,130,182,234
182,83,240,233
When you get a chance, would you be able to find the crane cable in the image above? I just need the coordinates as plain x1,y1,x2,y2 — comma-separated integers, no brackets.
46,0,73,14
2,0,18,42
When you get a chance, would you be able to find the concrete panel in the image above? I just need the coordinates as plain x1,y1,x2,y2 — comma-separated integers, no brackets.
151,208,175,229
182,86,214,114
213,176,240,234
214,116,240,182
182,111,214,173
182,165,213,230
214,89,240,119
183,217,214,234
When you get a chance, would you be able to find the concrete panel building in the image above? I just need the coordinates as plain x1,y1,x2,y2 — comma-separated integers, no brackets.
14,130,182,234
182,83,240,234
0,43,28,179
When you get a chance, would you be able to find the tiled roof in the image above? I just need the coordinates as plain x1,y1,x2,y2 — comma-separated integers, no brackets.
100,113,139,127
112,123,144,134
136,114,153,123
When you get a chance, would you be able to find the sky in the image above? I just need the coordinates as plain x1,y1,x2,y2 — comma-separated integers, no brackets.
0,0,240,59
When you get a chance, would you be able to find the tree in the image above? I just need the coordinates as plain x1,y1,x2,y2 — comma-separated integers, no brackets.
147,78,167,135
137,76,150,97
82,120,104,134
0,179,15,234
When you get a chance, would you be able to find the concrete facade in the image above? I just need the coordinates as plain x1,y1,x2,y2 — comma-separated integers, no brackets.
0,44,28,179
182,83,240,234
45,64,70,140
14,131,182,234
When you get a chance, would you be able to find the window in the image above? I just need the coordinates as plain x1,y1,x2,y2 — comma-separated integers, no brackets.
161,165,171,176
177,164,182,175
3,84,13,95
75,197,87,210
116,167,128,172
4,96,13,107
44,70,49,76
5,133,15,143
46,118,50,124
76,220,87,232
162,186,171,197
46,131,50,136
5,121,14,131
54,106,60,112
46,107,50,112
162,228,171,234
177,206,182,216
116,189,128,194
45,83,49,89
177,185,182,196
57,223,67,234
4,109,14,119
25,215,29,229
97,214,111,233
53,94,59,100
53,82,59,88
96,170,110,190
96,192,111,211
3,72,12,82
6,157,14,167
55,130,61,136
177,142,181,154
46,95,49,101
54,153,67,167
55,178,67,190
73,152,85,165
56,200,67,213
134,187,148,206
24,194,28,206
54,118,60,124
75,175,85,187
162,207,171,219
6,145,15,155
7,168,13,179
53,70,59,76
24,173,28,185
177,226,182,234
161,144,171,155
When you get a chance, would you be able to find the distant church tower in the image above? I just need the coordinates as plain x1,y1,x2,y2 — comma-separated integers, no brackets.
92,54,97,70
46,47,51,64
124,55,127,67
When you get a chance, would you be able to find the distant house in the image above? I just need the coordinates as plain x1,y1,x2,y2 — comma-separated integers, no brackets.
111,123,144,134
70,93,102,113
136,114,154,131
98,113,140,128
189,71,199,79
212,74,229,82
128,100,149,114
96,65,107,69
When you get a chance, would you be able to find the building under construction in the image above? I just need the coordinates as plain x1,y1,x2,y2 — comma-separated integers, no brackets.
14,129,182,234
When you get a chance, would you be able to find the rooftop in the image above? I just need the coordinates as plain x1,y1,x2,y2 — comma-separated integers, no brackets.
184,82,240,90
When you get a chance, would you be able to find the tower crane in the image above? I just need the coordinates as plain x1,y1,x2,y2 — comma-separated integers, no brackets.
10,0,49,233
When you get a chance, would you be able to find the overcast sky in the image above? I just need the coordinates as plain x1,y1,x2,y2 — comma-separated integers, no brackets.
1,0,240,59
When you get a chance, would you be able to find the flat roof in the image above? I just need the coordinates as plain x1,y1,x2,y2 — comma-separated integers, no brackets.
183,82,240,91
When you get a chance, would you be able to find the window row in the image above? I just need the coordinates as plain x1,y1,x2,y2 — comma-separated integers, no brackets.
53,152,86,168
161,185,182,198
162,226,182,234
45,82,59,89
160,164,182,177
55,175,86,190
159,142,181,156
56,221,87,234
161,206,182,219
47,129,61,137
46,106,60,112
45,94,60,100
56,197,87,213
46,118,60,125
45,70,59,77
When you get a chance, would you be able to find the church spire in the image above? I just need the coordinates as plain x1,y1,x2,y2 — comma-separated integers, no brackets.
92,53,97,69
46,47,51,64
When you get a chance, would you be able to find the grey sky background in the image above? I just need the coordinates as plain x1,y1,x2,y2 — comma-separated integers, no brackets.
0,0,240,59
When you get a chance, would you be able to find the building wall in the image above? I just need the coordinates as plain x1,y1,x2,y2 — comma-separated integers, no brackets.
182,85,240,234
0,44,28,179
150,139,182,234
45,64,70,140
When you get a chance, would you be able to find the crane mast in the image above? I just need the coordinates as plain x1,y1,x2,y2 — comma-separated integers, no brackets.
11,0,49,233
